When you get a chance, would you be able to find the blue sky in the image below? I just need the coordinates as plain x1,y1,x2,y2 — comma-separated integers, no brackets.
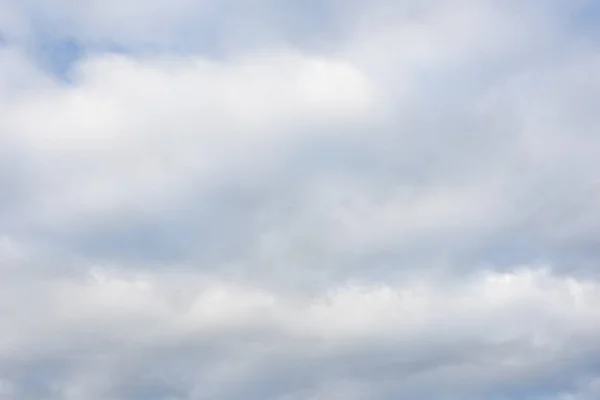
1,1,600,399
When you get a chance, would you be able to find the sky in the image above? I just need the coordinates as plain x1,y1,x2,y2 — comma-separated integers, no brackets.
1,0,600,399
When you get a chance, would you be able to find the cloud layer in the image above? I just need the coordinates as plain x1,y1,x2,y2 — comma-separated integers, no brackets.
1,0,600,399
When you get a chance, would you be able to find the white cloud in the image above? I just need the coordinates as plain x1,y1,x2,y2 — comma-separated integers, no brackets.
1,260,600,399
0,49,376,227
0,0,600,399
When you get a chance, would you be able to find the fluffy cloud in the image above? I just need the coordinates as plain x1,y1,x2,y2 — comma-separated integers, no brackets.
2,258,600,399
0,0,600,399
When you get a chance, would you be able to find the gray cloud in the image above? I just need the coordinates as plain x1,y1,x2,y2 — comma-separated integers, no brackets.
0,1,599,399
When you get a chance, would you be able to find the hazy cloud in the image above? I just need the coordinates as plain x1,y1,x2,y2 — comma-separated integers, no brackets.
0,0,599,399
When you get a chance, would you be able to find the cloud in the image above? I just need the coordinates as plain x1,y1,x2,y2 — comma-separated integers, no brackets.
2,258,600,399
1,48,375,223
0,0,600,399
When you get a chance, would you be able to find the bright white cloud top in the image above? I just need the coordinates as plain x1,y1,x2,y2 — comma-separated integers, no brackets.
0,1,600,399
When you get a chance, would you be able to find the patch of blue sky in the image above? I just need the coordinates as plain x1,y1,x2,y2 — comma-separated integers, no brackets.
34,35,83,81
20,0,345,82
563,0,600,42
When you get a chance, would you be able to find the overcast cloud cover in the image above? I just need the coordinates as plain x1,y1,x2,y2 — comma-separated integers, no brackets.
1,0,600,399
